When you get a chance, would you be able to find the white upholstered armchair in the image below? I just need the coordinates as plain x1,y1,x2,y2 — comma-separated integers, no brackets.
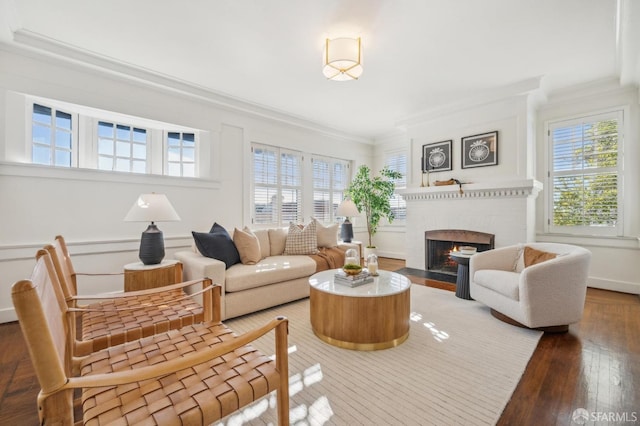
469,243,591,332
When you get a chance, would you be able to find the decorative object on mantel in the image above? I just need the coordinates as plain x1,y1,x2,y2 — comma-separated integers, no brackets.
434,178,466,194
462,131,498,168
346,165,402,249
422,140,452,172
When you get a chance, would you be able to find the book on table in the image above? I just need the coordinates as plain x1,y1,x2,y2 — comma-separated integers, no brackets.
334,270,374,287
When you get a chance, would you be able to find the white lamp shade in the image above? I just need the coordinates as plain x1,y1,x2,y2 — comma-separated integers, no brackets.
336,199,360,218
323,37,363,81
124,193,180,222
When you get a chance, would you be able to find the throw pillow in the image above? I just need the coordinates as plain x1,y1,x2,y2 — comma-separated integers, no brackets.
192,224,240,269
233,227,262,265
253,229,271,258
284,221,319,255
268,228,287,256
523,246,557,267
313,218,338,248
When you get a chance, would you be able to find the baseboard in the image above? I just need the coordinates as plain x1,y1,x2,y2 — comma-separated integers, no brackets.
0,307,17,324
588,277,640,295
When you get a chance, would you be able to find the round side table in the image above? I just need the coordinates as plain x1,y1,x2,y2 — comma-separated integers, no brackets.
449,252,474,300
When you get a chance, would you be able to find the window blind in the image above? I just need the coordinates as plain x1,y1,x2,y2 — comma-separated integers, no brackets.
385,151,407,220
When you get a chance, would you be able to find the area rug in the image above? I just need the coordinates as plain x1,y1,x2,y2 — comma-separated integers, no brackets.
220,285,542,425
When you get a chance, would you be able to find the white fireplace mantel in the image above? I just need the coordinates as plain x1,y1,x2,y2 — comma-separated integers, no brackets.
397,179,543,201
399,178,543,270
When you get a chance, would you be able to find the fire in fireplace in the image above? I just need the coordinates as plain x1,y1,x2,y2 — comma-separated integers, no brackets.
425,230,495,276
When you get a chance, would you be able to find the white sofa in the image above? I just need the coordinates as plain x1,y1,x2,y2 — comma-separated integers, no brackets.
469,243,591,331
175,227,350,320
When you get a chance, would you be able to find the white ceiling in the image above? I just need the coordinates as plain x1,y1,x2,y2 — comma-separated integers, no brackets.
2,0,639,140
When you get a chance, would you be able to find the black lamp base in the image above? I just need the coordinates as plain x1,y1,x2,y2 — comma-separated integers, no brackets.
340,220,354,243
139,223,165,265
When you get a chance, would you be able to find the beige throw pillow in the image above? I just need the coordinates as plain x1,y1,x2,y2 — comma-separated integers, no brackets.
313,218,338,248
268,228,287,256
233,227,261,265
253,229,271,258
284,221,319,255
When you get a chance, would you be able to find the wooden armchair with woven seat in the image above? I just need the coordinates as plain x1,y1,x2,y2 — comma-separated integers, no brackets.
12,249,290,425
45,235,214,356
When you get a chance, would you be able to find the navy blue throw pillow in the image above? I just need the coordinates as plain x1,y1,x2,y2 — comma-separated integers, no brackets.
192,224,240,269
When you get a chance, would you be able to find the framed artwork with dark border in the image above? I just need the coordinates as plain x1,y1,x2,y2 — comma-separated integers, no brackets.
422,140,452,172
461,131,498,168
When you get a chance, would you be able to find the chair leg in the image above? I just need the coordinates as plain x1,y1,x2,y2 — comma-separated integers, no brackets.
275,317,289,426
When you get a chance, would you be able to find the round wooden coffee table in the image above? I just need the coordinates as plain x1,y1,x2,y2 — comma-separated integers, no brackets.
308,269,411,350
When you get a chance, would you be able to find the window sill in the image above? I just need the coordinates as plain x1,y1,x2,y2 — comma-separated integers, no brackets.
0,161,220,189
536,233,640,250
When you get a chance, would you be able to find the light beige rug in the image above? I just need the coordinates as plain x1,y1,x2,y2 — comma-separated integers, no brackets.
220,284,542,425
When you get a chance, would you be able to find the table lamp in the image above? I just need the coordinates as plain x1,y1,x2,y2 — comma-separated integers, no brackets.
336,198,360,243
124,193,180,265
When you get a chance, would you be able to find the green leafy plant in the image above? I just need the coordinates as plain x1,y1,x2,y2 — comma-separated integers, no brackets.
346,165,402,248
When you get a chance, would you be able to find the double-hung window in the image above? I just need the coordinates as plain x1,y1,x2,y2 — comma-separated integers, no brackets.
312,156,350,223
252,144,303,226
31,103,75,167
547,110,623,236
384,150,408,221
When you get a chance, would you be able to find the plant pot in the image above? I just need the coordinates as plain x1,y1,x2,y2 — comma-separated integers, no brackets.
363,247,377,265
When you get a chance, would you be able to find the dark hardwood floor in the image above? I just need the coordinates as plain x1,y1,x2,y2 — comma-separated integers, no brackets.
1,257,638,425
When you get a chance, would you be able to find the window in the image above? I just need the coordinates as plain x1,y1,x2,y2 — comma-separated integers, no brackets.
97,121,148,173
312,156,350,222
547,110,622,236
31,103,75,167
21,96,203,179
385,150,408,221
167,132,196,177
252,144,303,226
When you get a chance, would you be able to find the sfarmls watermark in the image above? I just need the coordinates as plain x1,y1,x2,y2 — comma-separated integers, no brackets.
572,408,638,424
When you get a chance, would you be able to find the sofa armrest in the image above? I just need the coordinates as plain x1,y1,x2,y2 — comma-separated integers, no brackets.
175,251,226,293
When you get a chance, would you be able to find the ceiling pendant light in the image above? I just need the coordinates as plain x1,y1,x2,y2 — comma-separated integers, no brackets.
323,37,363,81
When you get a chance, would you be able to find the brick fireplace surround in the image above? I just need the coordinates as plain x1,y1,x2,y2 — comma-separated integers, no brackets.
398,179,542,271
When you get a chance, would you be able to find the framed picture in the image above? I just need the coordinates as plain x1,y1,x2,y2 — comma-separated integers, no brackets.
461,131,498,168
422,140,452,172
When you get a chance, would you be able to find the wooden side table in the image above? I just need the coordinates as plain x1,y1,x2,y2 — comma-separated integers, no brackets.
124,260,183,292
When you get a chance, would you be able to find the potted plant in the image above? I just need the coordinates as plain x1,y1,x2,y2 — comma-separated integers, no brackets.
346,165,402,253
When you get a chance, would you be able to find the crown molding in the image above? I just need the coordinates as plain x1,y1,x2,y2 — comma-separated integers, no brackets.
5,29,372,144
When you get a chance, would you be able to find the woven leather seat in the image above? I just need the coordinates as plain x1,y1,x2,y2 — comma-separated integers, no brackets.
12,249,290,425
46,236,212,355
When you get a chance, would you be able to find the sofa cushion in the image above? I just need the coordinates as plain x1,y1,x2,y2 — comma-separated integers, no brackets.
192,228,240,269
253,229,271,258
233,227,261,265
474,269,520,301
225,255,317,292
268,228,287,256
284,221,319,255
314,218,338,248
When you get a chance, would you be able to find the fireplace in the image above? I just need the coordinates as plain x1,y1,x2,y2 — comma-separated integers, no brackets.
425,230,495,276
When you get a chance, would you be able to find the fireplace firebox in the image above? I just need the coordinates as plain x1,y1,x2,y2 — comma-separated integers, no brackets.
425,230,495,276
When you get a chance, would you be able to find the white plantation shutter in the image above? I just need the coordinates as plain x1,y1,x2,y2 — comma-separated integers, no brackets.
252,144,303,226
385,150,407,221
548,110,622,236
312,156,350,223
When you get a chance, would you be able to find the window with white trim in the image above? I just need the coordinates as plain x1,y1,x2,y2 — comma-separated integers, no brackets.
312,155,350,222
22,96,202,178
252,144,303,226
167,132,196,177
31,103,76,167
97,121,148,173
384,150,407,221
547,110,623,236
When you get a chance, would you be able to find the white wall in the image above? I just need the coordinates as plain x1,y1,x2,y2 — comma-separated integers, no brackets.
0,46,371,322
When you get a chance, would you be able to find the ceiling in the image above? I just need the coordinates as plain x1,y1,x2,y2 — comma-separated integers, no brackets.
1,0,639,140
